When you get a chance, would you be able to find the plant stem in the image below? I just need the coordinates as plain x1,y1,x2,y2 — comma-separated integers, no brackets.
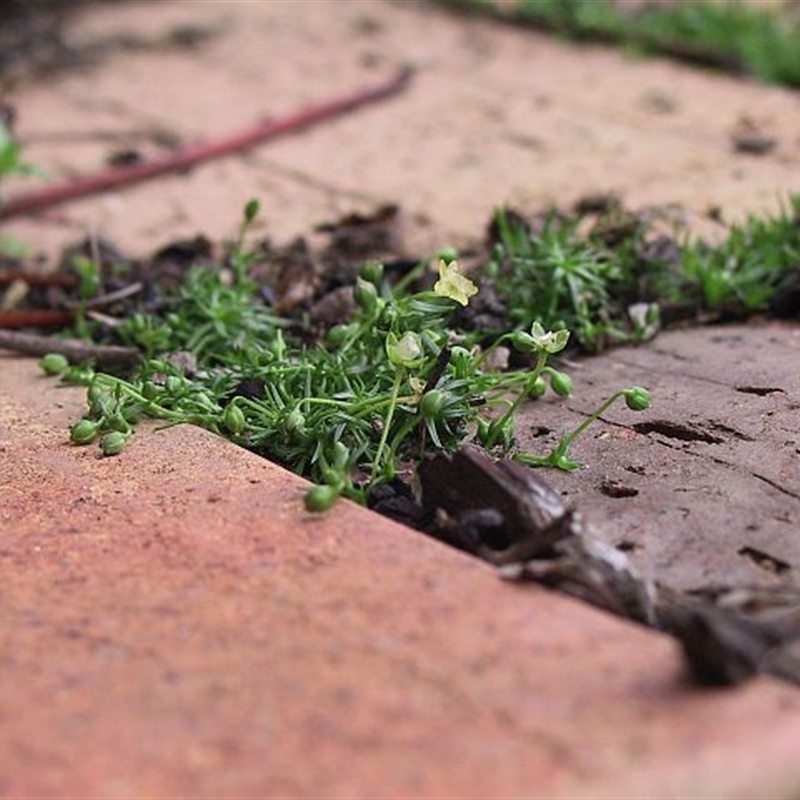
561,391,623,450
92,374,190,421
372,368,404,475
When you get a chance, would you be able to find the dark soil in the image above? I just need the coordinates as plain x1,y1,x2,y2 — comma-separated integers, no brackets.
0,1,88,83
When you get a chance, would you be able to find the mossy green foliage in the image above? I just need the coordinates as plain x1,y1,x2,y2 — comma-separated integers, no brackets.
45,193,800,507
680,200,800,312
50,205,649,509
435,0,800,87
486,196,800,350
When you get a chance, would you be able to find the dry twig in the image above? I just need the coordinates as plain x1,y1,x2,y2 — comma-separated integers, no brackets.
0,329,140,368
0,68,414,220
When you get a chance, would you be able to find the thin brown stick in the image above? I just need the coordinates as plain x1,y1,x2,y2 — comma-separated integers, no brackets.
0,329,140,368
0,309,75,329
0,67,414,220
63,281,143,310
0,271,78,288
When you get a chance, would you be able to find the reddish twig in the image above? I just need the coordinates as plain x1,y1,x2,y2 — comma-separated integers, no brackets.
0,67,414,220
0,309,75,329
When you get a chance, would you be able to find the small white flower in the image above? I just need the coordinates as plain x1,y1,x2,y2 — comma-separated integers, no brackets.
386,331,425,368
433,259,478,307
529,321,570,354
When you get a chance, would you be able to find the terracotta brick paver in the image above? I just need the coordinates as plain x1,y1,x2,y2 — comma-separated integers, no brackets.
2,350,800,797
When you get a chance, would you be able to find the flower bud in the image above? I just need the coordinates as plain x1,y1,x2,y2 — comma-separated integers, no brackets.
223,403,246,435
304,484,340,513
87,381,106,404
509,330,536,354
244,198,260,224
327,323,356,347
285,407,306,434
70,418,100,445
268,329,287,361
361,260,384,287
450,346,475,380
332,441,350,472
100,431,128,456
354,277,379,315
549,370,574,397
436,246,459,264
386,331,424,368
526,375,547,400
40,353,69,376
419,389,446,421
88,387,115,417
477,416,513,451
624,386,651,411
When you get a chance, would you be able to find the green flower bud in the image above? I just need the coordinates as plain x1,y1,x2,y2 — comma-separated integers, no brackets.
268,329,287,361
419,389,446,421
87,381,106,404
285,407,306,434
526,375,547,400
61,365,95,386
450,346,476,380
327,323,357,347
304,484,341,513
223,403,246,435
332,441,350,472
624,386,651,411
436,246,459,264
509,330,536,354
361,259,384,287
549,370,573,397
40,353,70,376
100,431,128,456
477,415,513,451
70,418,100,445
88,384,115,417
243,198,260,224
353,277,379,315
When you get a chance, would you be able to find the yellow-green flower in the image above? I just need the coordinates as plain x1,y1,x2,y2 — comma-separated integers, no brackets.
386,331,425,368
529,321,570,354
433,259,478,306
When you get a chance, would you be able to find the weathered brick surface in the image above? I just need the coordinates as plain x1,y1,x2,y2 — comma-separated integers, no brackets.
2,351,800,797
